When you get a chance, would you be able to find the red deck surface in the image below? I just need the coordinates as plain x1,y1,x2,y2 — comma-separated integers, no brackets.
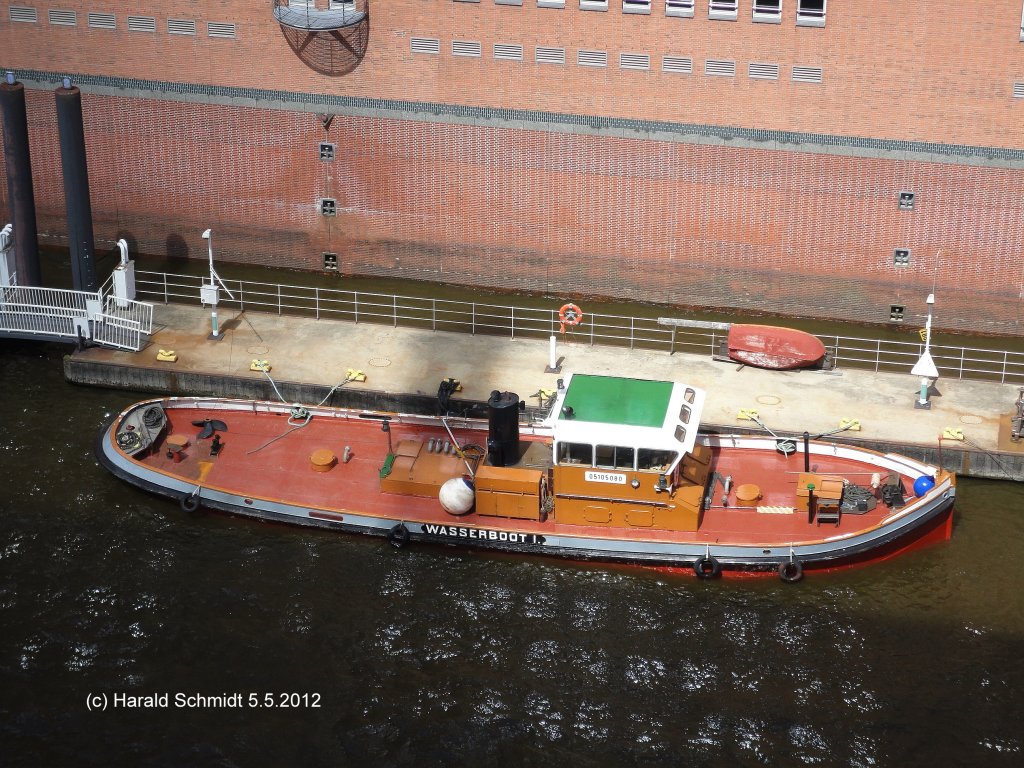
132,405,928,549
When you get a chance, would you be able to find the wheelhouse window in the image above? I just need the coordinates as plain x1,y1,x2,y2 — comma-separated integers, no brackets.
666,0,694,16
752,0,781,23
638,449,677,472
796,0,825,26
558,442,593,465
709,0,737,20
596,445,635,470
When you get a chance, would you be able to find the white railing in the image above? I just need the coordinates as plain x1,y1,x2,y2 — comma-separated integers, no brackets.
133,270,1024,385
0,283,153,351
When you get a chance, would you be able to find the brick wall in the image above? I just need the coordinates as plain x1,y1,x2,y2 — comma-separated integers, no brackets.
1,2,1024,332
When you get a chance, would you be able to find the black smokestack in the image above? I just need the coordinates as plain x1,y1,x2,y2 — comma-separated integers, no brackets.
56,78,98,292
0,72,41,286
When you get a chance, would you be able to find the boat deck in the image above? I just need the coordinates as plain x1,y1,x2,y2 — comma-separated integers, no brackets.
129,404,915,548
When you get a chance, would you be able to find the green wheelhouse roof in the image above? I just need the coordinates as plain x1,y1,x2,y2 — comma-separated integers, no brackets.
559,375,674,428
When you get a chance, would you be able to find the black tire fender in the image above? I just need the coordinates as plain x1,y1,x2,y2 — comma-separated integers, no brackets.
778,560,804,583
387,523,410,549
693,556,722,579
180,494,200,513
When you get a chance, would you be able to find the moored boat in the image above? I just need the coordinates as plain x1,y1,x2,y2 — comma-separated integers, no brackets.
97,374,955,581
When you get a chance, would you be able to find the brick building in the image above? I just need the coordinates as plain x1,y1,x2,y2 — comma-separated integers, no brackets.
1,1,1023,332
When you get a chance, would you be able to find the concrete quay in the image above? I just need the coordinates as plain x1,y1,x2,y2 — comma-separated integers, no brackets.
65,302,1024,482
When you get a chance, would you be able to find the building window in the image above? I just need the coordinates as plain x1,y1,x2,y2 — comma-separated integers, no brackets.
623,0,651,14
893,249,911,267
578,49,608,67
662,55,693,74
620,52,651,71
898,191,915,210
127,15,157,33
48,9,77,26
411,37,441,55
889,304,905,322
320,199,337,216
752,0,781,23
87,11,115,29
748,62,780,80
580,0,608,10
1020,3,1024,41
167,19,197,36
792,65,823,83
1014,81,1024,98
709,0,737,20
320,143,336,161
796,0,825,27
323,253,339,271
494,43,524,61
8,6,37,23
452,40,483,57
666,0,694,16
207,22,236,39
538,0,565,8
705,59,736,77
536,46,566,65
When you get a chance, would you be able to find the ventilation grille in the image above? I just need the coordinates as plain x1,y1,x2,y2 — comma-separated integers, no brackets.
9,6,37,23
748,62,779,80
452,40,482,58
1014,82,1024,99
168,19,196,36
578,50,608,68
411,37,441,55
494,43,523,61
662,56,693,75
705,59,736,77
536,47,566,65
126,15,156,33
87,12,115,29
620,53,651,71
48,9,76,26
207,22,236,39
792,66,823,83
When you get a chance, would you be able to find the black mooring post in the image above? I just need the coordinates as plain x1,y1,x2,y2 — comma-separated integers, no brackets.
56,79,98,293
803,431,810,473
0,72,42,286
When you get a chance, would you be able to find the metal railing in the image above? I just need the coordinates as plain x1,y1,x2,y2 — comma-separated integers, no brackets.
0,283,153,351
134,270,1024,386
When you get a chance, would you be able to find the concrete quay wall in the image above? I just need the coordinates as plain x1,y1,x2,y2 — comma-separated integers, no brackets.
64,355,1024,483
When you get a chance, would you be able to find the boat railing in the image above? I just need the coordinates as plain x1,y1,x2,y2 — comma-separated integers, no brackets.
134,270,1024,386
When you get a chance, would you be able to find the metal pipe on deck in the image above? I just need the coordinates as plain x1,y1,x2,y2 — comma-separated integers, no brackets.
56,78,98,292
0,72,41,286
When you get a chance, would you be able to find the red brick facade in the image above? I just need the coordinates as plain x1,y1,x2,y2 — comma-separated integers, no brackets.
2,2,1024,332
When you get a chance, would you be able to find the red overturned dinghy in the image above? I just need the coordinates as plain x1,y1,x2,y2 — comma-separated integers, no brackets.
727,324,827,370
97,374,955,582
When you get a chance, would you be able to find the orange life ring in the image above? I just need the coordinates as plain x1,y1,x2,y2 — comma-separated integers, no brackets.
558,303,583,333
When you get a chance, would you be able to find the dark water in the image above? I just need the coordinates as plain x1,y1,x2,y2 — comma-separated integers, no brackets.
2,341,1024,767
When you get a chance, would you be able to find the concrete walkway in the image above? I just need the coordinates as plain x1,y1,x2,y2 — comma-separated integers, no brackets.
69,303,1024,479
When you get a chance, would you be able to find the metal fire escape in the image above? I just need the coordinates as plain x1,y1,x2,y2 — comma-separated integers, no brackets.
272,0,368,30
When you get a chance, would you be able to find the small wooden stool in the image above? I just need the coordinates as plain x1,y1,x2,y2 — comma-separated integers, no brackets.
310,449,337,473
735,483,762,507
166,434,189,463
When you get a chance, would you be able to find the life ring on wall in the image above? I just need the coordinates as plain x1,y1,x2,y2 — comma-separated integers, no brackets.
693,556,722,580
558,303,584,334
778,560,804,584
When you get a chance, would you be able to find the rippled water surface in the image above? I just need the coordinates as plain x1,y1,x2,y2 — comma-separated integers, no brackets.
1,342,1023,767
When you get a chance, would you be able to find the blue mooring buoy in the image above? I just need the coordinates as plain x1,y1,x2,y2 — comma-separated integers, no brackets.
913,476,936,497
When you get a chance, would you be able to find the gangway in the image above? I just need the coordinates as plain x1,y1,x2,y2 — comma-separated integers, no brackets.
0,231,154,351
